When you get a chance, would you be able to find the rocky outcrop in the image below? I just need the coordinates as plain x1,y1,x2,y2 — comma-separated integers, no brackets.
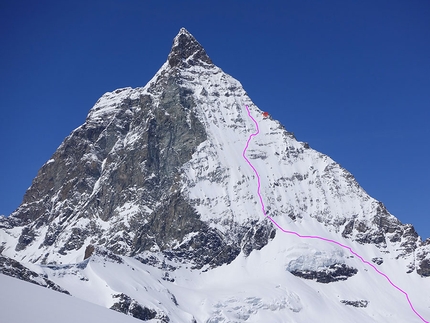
341,201,424,264
340,300,369,308
371,257,384,265
417,257,430,277
110,293,161,322
0,255,69,294
241,220,276,256
289,263,358,283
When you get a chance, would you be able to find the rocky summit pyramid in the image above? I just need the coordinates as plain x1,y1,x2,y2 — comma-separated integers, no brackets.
1,28,429,323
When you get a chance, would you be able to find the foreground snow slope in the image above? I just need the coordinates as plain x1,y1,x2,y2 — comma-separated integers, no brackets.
0,274,141,323
37,234,428,323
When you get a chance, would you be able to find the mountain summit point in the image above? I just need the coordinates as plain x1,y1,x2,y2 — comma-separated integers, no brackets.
168,27,213,68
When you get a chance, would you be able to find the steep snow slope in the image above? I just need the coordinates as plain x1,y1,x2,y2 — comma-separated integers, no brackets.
0,273,141,323
26,241,428,323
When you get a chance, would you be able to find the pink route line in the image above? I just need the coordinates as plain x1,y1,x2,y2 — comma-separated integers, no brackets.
242,105,429,323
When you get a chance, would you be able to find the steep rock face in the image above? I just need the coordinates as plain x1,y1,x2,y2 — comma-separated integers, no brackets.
110,293,159,321
1,28,275,268
16,79,206,245
168,27,213,68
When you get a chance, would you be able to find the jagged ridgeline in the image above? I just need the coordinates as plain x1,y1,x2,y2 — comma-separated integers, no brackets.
0,28,429,323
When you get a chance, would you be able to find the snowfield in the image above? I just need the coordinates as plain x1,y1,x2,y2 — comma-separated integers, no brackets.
0,273,141,323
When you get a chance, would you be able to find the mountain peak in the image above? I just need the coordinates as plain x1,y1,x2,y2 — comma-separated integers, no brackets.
2,28,429,323
168,28,213,68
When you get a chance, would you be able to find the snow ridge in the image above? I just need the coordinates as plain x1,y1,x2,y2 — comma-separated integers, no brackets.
242,105,429,323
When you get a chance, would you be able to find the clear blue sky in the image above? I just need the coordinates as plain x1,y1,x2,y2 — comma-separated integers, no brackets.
1,1,429,239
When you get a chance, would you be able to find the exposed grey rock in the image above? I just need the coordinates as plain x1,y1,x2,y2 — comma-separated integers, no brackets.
16,226,35,251
163,225,241,269
340,300,369,308
84,244,95,260
111,293,161,321
371,257,383,265
341,202,424,261
241,220,276,256
0,255,70,294
168,27,213,68
289,263,358,283
417,258,430,277
6,54,216,263
90,245,124,264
